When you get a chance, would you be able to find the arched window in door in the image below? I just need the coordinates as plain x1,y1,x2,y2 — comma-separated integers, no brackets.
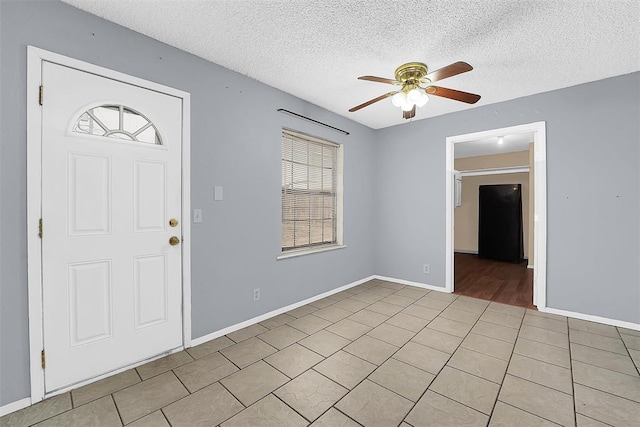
73,104,163,145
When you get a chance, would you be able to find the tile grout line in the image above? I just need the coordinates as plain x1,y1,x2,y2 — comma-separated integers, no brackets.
410,299,510,419
575,382,640,404
567,317,578,427
512,337,572,369
161,407,175,427
109,394,125,427
214,379,248,424
569,355,640,379
331,404,365,426
567,336,631,356
496,400,566,427
397,295,495,425
616,326,640,377
268,393,314,424
311,290,457,425
161,357,246,426
485,303,526,423
428,389,492,418
575,413,615,427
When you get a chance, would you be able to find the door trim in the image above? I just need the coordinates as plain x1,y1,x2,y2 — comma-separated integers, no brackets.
26,46,191,403
444,121,547,309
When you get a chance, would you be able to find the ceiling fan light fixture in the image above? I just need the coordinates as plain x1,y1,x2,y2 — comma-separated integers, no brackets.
406,88,422,104
391,92,407,107
416,92,429,108
401,101,414,112
349,61,479,119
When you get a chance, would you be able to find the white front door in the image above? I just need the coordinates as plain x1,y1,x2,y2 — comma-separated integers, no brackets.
41,61,183,392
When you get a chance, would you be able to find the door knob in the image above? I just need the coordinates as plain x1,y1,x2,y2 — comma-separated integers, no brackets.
169,218,178,227
169,236,180,246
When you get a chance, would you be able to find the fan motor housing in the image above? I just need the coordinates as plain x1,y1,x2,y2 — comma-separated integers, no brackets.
394,62,429,83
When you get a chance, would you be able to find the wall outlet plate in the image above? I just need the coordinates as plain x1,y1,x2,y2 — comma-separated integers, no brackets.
423,264,430,274
214,186,224,201
253,288,260,301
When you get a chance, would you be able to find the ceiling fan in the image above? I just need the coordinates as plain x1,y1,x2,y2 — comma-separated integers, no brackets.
349,61,481,119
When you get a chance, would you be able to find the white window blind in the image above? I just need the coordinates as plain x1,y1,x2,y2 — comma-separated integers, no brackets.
282,130,339,251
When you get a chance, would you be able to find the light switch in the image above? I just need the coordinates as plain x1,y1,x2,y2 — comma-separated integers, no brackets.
214,186,223,201
193,209,203,223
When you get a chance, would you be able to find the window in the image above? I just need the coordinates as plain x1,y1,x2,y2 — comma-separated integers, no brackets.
281,129,343,253
74,105,163,145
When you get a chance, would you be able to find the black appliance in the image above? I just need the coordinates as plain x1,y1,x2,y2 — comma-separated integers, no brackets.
478,184,524,263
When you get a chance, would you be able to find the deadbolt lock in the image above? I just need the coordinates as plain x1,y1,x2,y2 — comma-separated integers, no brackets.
169,218,178,227
169,236,180,246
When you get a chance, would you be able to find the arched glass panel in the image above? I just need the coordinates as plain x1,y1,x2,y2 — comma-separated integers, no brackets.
73,105,163,145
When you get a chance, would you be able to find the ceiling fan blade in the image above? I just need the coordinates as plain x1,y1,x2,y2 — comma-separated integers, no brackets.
425,86,481,104
425,62,473,83
358,76,400,85
349,91,398,112
403,105,416,119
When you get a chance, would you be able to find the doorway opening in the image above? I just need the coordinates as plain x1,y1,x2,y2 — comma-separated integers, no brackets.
445,122,547,310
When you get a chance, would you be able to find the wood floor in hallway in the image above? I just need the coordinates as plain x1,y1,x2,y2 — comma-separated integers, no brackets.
454,252,535,309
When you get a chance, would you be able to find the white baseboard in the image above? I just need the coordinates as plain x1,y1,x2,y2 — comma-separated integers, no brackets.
191,275,376,346
373,275,449,293
0,397,31,417
454,249,478,255
543,307,640,331
455,250,530,263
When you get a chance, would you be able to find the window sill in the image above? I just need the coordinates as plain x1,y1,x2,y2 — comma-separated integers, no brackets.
277,244,346,260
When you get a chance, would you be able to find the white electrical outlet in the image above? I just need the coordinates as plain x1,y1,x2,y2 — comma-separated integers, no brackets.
253,288,260,301
423,264,430,274
214,186,224,201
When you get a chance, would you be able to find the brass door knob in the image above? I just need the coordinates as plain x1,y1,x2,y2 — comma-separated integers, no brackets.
169,218,178,227
169,236,180,246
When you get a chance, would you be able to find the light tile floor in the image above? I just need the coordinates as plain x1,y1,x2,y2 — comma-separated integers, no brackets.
2,279,640,426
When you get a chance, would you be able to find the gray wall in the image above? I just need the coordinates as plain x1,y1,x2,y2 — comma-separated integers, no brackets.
0,0,376,405
374,72,640,324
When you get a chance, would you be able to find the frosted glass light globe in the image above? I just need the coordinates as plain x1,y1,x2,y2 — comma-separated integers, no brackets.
416,93,429,107
391,92,407,107
407,88,422,104
401,101,414,111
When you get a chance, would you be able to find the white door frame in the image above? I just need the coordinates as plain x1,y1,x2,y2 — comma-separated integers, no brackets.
26,46,191,403
444,121,547,310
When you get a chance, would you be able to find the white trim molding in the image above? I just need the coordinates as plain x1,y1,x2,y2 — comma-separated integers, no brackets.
460,166,529,177
445,122,547,309
373,275,449,293
454,249,478,255
277,244,347,260
543,307,640,332
0,398,32,418
26,46,192,402
192,275,376,346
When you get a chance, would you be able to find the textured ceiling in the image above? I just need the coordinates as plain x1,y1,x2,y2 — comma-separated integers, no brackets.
62,0,640,129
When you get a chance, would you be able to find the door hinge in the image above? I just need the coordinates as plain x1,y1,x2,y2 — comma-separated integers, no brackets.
39,85,44,106
41,350,46,369
38,218,43,238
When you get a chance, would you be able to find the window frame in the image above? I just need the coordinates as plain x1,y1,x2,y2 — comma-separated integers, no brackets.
278,128,344,259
